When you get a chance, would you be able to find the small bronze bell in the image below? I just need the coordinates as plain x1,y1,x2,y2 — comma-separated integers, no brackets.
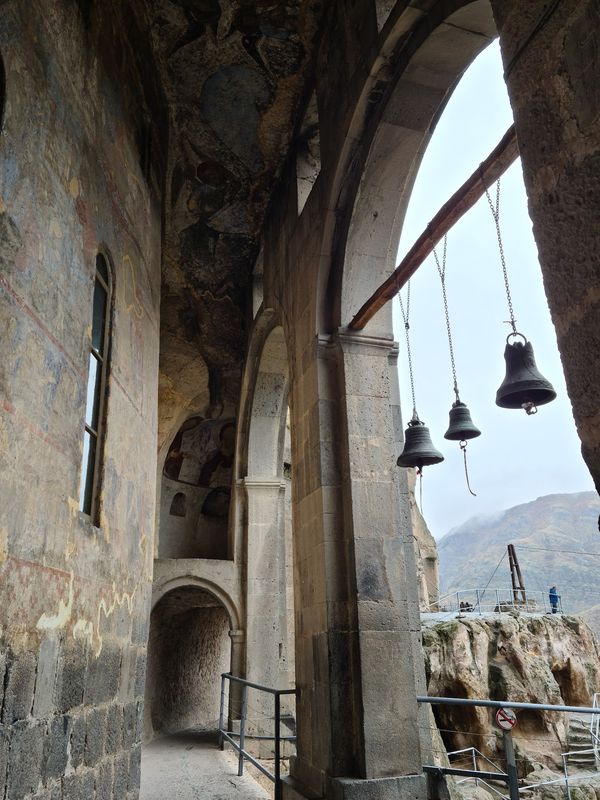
444,401,481,441
397,416,444,468
496,334,556,414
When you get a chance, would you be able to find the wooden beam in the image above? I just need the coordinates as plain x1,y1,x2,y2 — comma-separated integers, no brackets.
348,124,519,330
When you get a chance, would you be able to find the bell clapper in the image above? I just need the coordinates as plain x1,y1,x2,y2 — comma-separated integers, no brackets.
523,402,538,415
431,233,480,495
459,440,477,497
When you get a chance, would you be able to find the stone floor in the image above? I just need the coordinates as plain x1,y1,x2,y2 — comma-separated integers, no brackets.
140,731,270,799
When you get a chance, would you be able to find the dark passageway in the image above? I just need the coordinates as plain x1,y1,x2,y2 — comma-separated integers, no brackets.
144,587,231,740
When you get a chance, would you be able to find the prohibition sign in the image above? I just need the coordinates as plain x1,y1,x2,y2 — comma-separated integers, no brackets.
496,707,517,730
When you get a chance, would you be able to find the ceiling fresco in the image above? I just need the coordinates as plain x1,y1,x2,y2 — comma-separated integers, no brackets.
134,0,323,435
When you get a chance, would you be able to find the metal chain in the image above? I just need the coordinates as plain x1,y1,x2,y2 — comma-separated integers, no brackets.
397,282,418,418
432,234,460,402
485,179,517,335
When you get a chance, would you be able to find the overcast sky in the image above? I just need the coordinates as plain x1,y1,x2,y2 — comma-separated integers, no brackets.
393,41,594,541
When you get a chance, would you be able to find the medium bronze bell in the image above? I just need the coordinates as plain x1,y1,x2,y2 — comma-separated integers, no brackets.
397,417,444,468
444,401,481,441
496,335,556,413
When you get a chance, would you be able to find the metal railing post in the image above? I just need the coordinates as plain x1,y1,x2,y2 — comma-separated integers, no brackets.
503,730,519,800
476,589,481,615
275,691,282,800
562,752,572,800
472,747,478,786
496,589,500,612
219,673,226,751
238,683,248,777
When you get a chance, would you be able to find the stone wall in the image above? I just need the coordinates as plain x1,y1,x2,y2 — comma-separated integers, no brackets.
491,0,600,493
0,1,163,797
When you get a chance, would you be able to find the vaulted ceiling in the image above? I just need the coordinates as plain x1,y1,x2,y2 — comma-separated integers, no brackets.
133,0,324,442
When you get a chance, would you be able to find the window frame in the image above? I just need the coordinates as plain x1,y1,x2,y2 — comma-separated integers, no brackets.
80,251,113,523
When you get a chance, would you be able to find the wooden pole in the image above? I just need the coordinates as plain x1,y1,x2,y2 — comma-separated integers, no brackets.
348,124,519,330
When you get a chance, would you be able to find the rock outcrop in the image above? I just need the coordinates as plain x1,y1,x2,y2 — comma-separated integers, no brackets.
422,614,600,771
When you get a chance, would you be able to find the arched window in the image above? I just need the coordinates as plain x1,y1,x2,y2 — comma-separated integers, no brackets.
79,253,112,520
169,492,187,517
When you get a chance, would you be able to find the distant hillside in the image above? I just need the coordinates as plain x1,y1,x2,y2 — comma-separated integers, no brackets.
437,491,600,616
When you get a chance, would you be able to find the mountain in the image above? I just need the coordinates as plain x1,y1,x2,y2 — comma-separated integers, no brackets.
437,491,600,616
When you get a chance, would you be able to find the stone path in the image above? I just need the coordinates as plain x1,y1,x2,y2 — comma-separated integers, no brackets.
141,731,270,800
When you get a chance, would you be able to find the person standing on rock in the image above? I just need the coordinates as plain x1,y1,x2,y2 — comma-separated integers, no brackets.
549,585,559,613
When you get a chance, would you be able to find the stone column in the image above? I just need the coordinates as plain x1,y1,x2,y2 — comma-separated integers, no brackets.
244,478,288,748
335,331,429,787
229,628,245,676
284,332,428,799
227,628,245,732
491,0,600,492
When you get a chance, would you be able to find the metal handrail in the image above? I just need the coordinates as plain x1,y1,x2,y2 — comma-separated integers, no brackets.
448,745,504,774
430,587,563,615
418,696,600,715
447,746,509,798
420,695,600,800
218,672,296,800
591,692,600,751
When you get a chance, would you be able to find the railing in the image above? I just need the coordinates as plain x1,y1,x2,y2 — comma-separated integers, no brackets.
218,673,296,800
419,696,600,800
591,693,600,753
519,749,600,800
447,746,508,799
428,587,563,616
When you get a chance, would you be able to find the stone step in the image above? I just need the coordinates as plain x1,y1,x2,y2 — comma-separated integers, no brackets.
570,717,594,726
570,721,593,731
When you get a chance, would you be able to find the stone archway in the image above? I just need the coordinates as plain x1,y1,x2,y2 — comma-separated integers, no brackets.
334,1,497,333
144,582,238,741
266,3,503,794
241,321,295,695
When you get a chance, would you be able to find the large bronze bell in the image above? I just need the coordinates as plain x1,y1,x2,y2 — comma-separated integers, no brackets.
444,401,481,441
397,417,444,468
496,334,556,413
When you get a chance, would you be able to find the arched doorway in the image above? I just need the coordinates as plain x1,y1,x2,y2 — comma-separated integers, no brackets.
144,584,234,740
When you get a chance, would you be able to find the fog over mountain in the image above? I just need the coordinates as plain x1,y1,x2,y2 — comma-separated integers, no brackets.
437,491,600,616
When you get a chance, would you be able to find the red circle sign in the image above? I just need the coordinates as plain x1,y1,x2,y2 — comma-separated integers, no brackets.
496,707,517,730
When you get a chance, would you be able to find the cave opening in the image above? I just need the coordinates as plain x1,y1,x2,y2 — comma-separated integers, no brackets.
552,663,579,706
432,681,481,753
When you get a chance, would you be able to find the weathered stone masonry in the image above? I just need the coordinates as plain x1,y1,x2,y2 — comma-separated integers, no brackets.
0,2,164,798
0,1,599,799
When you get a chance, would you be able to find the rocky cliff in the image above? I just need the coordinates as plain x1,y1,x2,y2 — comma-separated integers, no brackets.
422,613,600,772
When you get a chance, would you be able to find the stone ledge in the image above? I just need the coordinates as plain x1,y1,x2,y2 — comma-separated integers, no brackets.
330,774,428,800
283,773,428,800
